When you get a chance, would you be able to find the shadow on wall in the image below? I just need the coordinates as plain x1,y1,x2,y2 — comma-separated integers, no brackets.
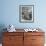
0,24,7,43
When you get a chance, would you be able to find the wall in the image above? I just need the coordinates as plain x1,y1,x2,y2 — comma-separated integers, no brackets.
0,0,46,29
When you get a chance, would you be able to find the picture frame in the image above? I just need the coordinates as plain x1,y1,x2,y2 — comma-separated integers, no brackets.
19,5,34,23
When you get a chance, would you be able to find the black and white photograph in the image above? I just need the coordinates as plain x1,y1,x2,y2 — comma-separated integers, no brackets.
19,5,34,23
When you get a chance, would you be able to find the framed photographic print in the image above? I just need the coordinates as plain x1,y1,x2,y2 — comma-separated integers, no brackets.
19,5,34,23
